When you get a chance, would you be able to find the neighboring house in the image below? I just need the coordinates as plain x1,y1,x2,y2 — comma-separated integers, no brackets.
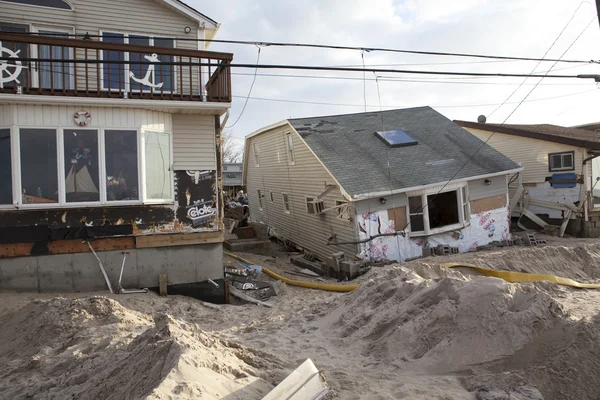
243,107,521,263
456,120,600,237
0,0,232,297
223,163,243,195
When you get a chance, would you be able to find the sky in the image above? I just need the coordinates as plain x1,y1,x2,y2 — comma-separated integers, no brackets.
190,0,600,146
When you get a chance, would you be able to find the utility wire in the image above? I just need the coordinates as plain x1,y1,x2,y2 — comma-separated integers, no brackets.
225,45,261,129
9,31,598,64
2,56,596,79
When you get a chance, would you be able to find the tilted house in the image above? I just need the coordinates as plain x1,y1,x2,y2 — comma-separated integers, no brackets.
457,120,600,237
243,107,521,263
0,0,232,297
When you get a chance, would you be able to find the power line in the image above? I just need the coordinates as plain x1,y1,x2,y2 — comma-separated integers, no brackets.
2,56,597,80
225,46,262,129
10,31,598,64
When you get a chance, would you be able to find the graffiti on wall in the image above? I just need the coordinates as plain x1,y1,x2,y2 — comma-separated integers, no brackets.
358,206,511,262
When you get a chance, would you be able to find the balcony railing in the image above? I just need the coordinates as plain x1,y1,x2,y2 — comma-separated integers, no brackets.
0,33,232,103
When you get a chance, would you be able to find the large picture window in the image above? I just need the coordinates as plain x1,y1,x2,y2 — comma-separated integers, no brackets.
20,129,59,204
144,131,171,200
105,130,139,201
63,129,99,203
0,128,12,205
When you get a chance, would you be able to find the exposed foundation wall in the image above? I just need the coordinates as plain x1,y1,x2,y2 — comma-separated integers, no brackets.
0,242,222,293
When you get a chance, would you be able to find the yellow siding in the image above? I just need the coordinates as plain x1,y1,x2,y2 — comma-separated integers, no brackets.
465,127,585,184
172,114,216,171
246,124,358,260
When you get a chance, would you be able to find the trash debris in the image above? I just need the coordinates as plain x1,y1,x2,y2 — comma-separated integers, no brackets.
262,358,328,400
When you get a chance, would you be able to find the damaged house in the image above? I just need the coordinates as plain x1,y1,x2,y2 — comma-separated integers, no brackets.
243,107,521,263
0,0,232,297
457,120,600,237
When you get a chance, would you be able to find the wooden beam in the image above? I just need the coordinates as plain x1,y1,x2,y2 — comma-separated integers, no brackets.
159,274,168,297
0,243,34,258
48,237,135,255
135,231,224,249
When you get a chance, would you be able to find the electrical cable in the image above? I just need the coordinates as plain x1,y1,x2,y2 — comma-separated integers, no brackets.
225,45,261,128
9,31,598,64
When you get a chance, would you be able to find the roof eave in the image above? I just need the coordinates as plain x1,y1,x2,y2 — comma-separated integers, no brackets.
455,120,600,149
160,0,219,29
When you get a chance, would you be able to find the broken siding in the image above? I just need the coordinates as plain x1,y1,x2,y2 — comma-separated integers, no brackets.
172,114,216,171
466,128,585,183
246,124,357,260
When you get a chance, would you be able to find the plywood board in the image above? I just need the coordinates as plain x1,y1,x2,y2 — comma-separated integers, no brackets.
387,206,407,230
49,237,135,255
0,243,34,258
135,231,224,249
470,195,507,214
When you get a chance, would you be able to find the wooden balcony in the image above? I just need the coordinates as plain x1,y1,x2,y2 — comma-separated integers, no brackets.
0,33,232,103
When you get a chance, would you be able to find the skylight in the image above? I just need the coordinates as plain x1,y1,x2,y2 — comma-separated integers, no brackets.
374,129,418,148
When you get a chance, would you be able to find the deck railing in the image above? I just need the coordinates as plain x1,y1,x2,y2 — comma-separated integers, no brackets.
0,33,232,102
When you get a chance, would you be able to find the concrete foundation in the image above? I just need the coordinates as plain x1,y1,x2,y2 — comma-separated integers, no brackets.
0,243,223,293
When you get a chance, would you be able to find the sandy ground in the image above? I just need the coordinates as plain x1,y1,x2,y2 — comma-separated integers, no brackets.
2,239,600,399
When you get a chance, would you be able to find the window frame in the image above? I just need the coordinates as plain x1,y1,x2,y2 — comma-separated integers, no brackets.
336,200,350,220
548,151,575,172
0,125,16,209
405,184,470,237
306,196,315,214
140,128,174,204
282,193,290,214
269,191,274,203
253,143,260,167
99,30,177,94
30,24,76,90
103,128,142,206
285,132,295,165
0,0,74,11
257,189,263,210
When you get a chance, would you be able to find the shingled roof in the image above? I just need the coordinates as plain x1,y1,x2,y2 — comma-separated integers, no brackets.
455,120,600,149
288,107,520,198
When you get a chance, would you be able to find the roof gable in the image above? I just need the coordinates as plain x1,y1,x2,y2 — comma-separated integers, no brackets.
288,107,520,198
155,0,218,28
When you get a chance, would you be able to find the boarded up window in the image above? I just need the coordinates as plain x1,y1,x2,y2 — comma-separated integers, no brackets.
387,206,407,231
470,195,507,214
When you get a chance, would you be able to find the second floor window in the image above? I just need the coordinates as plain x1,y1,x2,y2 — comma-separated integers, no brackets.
102,32,174,92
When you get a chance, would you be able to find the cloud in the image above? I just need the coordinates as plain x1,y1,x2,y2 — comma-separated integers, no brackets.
190,0,600,141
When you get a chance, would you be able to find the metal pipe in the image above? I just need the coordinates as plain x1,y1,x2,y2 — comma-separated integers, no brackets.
207,278,220,288
86,241,114,294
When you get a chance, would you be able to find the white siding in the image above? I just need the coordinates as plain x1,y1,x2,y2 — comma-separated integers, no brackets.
466,128,585,183
172,114,216,171
1,0,200,49
246,124,357,260
468,175,507,200
7,104,171,129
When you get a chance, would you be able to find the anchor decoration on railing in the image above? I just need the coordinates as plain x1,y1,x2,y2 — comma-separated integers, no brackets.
0,45,24,89
129,53,164,89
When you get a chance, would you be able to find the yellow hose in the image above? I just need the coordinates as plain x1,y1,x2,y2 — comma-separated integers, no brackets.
224,251,359,292
442,262,600,289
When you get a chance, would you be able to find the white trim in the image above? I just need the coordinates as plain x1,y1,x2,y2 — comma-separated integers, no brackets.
103,127,142,205
61,127,102,206
0,126,15,209
0,94,229,114
285,131,295,165
353,168,524,200
159,0,218,29
282,193,290,214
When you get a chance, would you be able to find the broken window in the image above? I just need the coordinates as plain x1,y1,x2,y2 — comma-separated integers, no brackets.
285,132,295,164
282,193,290,213
461,186,470,221
64,129,100,203
0,128,12,205
408,196,425,232
427,191,459,230
549,151,574,171
144,131,171,201
20,129,59,204
257,189,263,209
105,130,139,201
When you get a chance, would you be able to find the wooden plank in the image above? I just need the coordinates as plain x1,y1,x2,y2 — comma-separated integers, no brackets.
135,231,224,249
229,286,273,308
387,206,407,230
509,186,524,211
0,243,34,258
48,237,135,255
522,209,549,228
159,274,168,297
470,195,507,214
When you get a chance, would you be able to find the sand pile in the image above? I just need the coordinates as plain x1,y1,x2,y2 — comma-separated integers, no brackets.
0,297,279,400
